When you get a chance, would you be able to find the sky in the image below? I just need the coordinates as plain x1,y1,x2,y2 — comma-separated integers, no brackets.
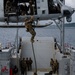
65,0,75,8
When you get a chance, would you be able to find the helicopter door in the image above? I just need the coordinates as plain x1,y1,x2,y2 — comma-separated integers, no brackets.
4,0,37,17
48,0,61,14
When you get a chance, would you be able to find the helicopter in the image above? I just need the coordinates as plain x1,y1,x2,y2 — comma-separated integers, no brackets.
0,0,75,23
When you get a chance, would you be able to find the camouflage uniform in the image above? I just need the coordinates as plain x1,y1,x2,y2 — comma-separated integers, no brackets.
52,62,56,73
29,58,33,70
52,60,59,74
5,0,12,13
50,58,54,72
55,60,59,74
20,58,27,75
25,16,36,43
26,58,30,71
50,58,54,67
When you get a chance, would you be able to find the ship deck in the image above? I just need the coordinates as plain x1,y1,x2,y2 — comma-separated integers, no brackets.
19,68,58,75
25,71,57,75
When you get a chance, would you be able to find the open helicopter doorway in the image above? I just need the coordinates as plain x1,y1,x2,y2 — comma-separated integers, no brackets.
4,0,37,16
48,0,61,14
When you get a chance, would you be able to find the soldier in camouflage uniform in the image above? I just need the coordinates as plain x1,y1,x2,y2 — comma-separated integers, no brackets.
29,57,33,70
24,16,36,43
54,59,59,74
20,58,27,75
5,0,12,13
50,58,54,68
52,59,59,74
28,0,34,15
26,58,30,71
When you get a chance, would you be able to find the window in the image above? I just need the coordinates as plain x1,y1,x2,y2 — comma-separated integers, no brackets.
48,0,61,14
42,10,45,14
38,7,40,9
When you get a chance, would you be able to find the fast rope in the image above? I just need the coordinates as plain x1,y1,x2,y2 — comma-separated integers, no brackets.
31,0,38,73
31,42,37,73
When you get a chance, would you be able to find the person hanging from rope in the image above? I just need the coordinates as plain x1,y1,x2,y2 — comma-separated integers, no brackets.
24,16,36,43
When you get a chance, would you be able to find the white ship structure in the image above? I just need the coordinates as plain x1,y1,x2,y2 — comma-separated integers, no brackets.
0,0,75,75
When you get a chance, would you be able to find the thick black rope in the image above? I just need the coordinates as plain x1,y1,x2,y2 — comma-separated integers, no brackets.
31,42,37,73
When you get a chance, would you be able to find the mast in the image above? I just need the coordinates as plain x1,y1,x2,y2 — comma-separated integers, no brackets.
60,0,65,53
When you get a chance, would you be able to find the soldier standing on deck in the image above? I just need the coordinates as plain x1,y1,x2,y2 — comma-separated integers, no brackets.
29,57,33,70
50,58,54,68
26,58,30,71
24,16,36,43
54,59,59,74
50,58,54,73
20,58,27,75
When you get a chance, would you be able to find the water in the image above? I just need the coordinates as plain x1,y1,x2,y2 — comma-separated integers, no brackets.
0,26,75,48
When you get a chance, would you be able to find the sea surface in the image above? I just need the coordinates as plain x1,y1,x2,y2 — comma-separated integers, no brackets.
0,25,75,48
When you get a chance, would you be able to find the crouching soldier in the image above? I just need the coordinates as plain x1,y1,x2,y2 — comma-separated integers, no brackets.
24,16,36,43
